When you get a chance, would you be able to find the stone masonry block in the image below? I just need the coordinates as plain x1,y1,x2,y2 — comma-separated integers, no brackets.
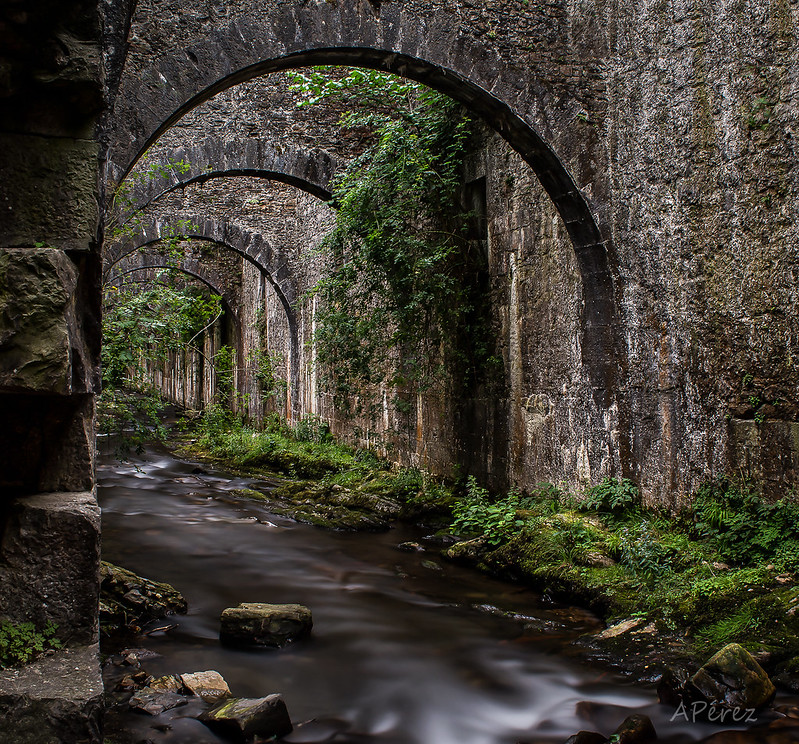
0,134,100,251
0,247,94,394
0,644,103,744
0,491,100,645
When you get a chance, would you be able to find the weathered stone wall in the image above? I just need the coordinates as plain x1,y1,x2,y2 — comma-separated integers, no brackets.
102,1,799,507
0,0,107,739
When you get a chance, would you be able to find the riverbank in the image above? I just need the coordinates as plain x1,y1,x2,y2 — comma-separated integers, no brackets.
172,408,799,690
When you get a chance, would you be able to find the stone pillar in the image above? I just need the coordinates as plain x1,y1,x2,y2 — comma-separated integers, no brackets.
0,1,107,741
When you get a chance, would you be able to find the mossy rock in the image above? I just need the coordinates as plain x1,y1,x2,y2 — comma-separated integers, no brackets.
100,562,187,633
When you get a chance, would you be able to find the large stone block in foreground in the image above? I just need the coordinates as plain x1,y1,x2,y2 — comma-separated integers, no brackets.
220,603,312,648
0,491,100,645
0,644,103,744
0,247,96,396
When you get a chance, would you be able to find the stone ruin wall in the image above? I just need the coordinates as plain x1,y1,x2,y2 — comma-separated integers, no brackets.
124,33,799,504
0,0,797,737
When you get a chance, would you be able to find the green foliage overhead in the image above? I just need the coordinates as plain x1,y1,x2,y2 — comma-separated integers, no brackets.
0,621,62,668
289,68,493,402
102,277,222,388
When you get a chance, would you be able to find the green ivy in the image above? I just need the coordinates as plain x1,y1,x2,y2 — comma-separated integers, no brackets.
290,68,493,405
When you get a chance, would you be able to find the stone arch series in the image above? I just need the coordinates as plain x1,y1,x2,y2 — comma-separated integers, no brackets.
2,1,798,739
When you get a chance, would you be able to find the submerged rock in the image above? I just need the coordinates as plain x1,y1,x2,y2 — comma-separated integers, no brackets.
100,562,187,633
564,732,608,744
220,603,313,648
397,541,425,552
200,694,293,741
129,688,188,716
613,714,657,743
689,643,776,710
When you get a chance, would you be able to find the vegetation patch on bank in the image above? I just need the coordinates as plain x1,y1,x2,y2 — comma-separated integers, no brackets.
445,475,799,672
177,406,455,530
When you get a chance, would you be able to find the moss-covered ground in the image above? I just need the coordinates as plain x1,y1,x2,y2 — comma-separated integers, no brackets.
174,406,455,531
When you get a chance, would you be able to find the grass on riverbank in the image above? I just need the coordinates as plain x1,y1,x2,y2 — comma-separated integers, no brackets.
177,405,455,527
448,476,799,664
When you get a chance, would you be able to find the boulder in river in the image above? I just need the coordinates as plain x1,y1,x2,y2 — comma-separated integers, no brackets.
689,643,776,710
564,732,608,744
613,714,657,743
180,670,231,702
220,603,312,648
200,694,293,741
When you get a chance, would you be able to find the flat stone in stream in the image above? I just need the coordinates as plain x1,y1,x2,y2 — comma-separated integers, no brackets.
200,694,293,741
180,670,231,702
129,687,188,716
220,603,313,648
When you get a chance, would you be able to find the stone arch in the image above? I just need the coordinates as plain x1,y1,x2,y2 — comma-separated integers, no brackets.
123,139,335,217
104,219,302,419
104,252,240,319
108,8,619,408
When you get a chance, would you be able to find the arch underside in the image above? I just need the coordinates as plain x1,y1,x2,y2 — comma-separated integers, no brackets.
122,140,335,218
109,5,619,408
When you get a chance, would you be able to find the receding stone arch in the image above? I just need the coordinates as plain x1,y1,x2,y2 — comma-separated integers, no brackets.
108,6,620,409
103,219,303,419
123,139,335,218
104,253,240,320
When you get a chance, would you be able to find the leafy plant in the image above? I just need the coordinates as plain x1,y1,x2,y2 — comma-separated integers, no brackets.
616,521,673,580
0,621,62,668
580,477,640,517
294,414,333,444
693,478,799,568
452,477,525,546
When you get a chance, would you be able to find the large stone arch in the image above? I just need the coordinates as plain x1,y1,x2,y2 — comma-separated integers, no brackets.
107,6,620,411
109,39,623,415
104,219,302,419
122,139,335,217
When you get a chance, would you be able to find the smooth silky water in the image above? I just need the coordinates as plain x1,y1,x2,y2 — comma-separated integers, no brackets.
98,446,754,744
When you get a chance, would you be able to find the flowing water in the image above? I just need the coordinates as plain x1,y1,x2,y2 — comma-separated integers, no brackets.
98,446,774,744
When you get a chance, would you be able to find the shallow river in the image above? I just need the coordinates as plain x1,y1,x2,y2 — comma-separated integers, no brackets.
98,446,764,744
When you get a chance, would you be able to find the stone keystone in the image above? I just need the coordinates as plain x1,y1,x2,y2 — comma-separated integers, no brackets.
219,602,312,648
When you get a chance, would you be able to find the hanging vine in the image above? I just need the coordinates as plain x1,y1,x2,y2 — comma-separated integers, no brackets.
289,68,494,407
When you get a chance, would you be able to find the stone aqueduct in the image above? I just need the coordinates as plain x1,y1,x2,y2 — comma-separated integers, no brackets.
1,0,798,738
